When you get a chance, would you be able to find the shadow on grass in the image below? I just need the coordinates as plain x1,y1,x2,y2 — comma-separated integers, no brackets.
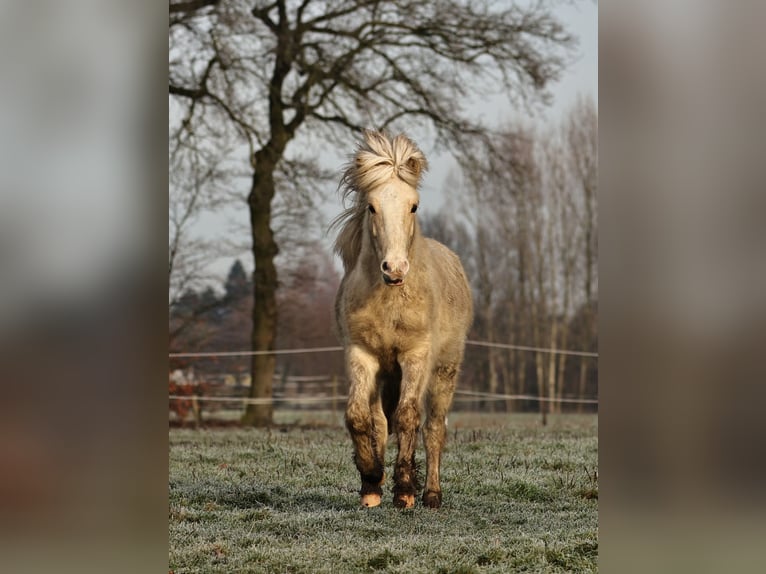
207,483,358,513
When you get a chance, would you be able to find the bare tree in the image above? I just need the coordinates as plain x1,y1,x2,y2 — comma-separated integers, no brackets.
169,136,237,348
544,129,579,412
453,114,598,416
275,244,343,380
169,0,575,425
565,95,598,409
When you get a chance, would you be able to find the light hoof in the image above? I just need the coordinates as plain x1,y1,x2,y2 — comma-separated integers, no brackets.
393,494,415,509
361,493,382,507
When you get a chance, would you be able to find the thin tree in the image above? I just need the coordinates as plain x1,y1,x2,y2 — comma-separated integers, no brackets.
565,95,598,409
169,0,575,425
169,137,235,346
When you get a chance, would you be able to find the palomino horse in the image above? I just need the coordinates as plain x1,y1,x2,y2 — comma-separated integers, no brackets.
331,130,473,509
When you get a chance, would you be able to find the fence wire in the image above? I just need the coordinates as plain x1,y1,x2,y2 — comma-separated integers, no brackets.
169,340,598,359
169,390,598,406
169,340,598,410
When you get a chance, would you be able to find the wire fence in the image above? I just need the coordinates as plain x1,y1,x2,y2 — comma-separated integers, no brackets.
169,339,598,424
169,340,599,359
169,390,598,406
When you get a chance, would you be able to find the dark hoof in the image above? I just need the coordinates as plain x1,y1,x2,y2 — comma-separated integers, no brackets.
422,490,442,508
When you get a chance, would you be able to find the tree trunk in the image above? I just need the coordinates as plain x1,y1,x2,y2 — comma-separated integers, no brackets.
515,350,526,412
535,349,546,426
503,348,515,413
487,345,498,413
556,333,569,412
577,358,588,414
555,272,572,413
531,302,547,426
485,310,497,413
547,320,558,416
475,227,496,412
242,155,280,427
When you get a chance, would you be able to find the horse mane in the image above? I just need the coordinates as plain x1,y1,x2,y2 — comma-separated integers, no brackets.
330,130,429,271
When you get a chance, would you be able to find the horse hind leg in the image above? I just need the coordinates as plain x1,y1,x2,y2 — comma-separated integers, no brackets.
392,397,420,509
391,382,423,508
422,363,459,509
389,350,428,509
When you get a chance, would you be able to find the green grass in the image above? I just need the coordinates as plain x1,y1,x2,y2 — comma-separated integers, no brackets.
169,412,598,573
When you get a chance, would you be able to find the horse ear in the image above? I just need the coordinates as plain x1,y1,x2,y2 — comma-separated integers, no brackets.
406,156,426,180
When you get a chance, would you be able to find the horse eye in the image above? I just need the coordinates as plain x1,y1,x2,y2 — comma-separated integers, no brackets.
368,204,376,214
411,204,418,213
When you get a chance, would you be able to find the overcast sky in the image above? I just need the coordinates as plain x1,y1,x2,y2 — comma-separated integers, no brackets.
192,1,598,284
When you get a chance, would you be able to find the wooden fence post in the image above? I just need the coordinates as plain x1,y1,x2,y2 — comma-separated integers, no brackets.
331,375,338,416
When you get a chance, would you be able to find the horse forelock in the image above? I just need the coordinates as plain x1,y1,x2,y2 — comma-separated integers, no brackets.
331,130,428,271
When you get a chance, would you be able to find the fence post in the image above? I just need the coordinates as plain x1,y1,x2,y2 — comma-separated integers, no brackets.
331,375,338,415
192,394,201,428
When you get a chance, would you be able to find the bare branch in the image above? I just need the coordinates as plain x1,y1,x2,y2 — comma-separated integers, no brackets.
251,1,280,33
168,0,582,423
170,0,220,15
169,84,204,99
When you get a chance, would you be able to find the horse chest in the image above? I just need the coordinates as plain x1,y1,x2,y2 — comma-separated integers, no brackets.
346,299,428,353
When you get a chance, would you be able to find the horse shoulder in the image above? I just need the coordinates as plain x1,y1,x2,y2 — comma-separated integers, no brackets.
421,238,473,331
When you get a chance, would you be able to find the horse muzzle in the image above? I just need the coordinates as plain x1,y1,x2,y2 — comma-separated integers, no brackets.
381,258,409,286
382,273,405,286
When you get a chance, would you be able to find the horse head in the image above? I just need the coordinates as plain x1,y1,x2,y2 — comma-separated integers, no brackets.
354,131,427,286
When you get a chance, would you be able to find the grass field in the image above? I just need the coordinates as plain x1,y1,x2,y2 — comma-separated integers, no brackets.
169,412,598,573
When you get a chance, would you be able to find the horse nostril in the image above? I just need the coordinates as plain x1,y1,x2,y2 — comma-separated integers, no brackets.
381,261,390,272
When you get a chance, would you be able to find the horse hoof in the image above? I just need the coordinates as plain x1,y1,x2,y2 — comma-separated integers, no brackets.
361,493,381,507
393,494,415,509
422,490,442,509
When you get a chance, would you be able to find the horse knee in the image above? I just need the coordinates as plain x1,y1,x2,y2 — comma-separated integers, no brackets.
424,417,446,438
394,400,420,434
435,363,459,381
345,402,371,435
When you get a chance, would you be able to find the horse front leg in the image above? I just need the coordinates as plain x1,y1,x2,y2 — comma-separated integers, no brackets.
344,345,385,507
392,348,430,509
